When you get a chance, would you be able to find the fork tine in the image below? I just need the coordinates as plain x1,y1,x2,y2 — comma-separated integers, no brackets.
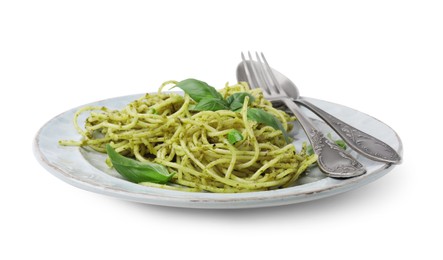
254,52,273,95
247,51,263,90
241,52,258,89
257,52,281,94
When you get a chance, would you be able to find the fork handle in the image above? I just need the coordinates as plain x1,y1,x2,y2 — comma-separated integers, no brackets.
282,98,366,178
295,98,401,164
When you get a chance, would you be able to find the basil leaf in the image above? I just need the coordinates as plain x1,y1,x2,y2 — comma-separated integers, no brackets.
175,78,223,102
226,92,256,111
106,144,174,184
193,98,230,111
247,108,290,143
227,129,243,144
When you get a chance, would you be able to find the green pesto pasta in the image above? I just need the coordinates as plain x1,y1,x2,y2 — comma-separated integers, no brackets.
60,81,317,193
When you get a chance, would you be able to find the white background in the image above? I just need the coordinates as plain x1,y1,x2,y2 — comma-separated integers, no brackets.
1,0,442,259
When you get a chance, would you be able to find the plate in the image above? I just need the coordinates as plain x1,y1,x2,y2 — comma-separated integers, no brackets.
33,93,403,209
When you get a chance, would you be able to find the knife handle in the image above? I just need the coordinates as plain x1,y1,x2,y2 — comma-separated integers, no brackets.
295,98,401,164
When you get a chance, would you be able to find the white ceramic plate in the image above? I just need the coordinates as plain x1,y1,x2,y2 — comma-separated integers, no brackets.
34,93,402,209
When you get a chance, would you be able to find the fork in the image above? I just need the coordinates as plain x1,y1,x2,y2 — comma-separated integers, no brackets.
241,52,366,178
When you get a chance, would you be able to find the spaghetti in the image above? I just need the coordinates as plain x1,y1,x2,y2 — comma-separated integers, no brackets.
60,81,317,192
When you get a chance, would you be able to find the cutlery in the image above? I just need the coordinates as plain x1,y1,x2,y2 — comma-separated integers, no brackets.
237,53,401,164
240,52,366,178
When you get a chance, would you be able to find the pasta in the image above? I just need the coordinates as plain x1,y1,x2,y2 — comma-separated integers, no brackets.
60,81,317,192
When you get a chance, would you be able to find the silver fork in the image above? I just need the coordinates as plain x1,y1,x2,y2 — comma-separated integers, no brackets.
241,52,366,178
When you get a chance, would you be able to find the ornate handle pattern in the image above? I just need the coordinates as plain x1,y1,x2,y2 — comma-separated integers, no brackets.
283,99,366,178
296,98,401,164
